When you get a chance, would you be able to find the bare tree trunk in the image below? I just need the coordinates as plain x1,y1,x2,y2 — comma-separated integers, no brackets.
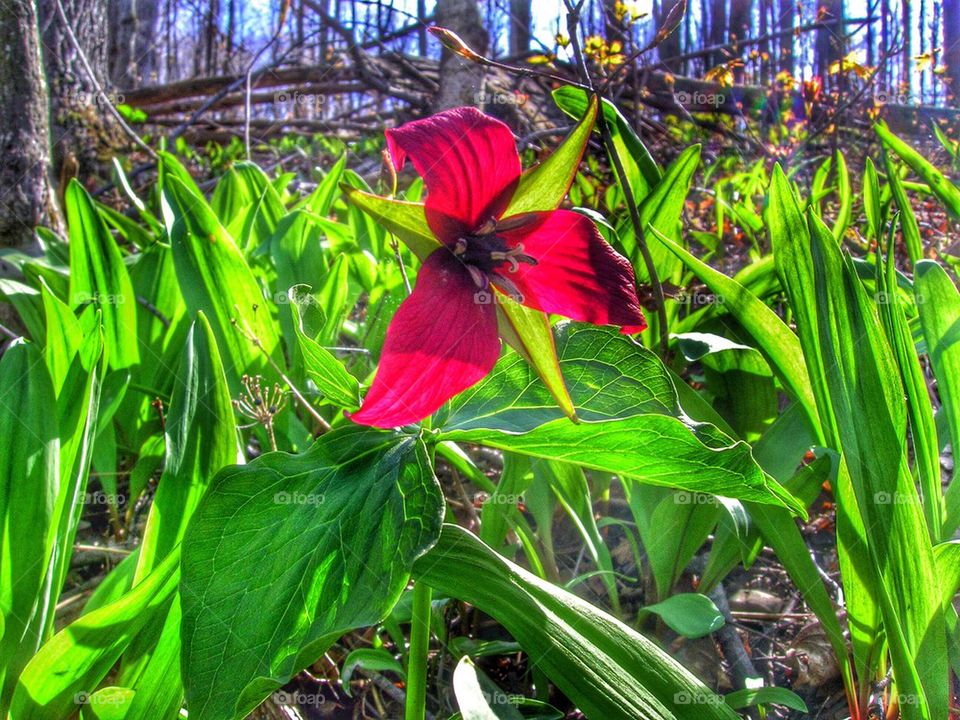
778,0,793,74
39,0,112,183
434,0,487,109
109,0,159,87
108,0,136,86
728,0,752,81
758,0,769,83
417,0,427,54
901,0,911,87
945,0,960,106
708,0,727,68
815,0,844,83
509,0,531,56
0,0,63,252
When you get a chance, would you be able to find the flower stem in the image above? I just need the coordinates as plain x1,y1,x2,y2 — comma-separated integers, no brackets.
561,0,670,358
405,581,433,720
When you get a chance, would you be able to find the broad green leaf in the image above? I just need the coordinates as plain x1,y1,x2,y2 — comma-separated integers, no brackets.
50,334,105,610
914,261,960,535
65,180,139,370
180,426,443,720
0,342,60,715
78,687,136,720
643,593,724,638
628,145,700,282
414,525,739,720
876,121,960,219
653,225,820,434
832,150,851,241
933,541,960,609
298,153,346,217
211,162,285,250
40,278,83,393
806,212,946,719
340,648,405,694
135,314,239,581
552,86,661,202
288,286,360,409
675,331,776,442
118,597,184,720
128,242,189,394
0,279,45,342
158,151,203,197
764,166,827,439
161,175,281,389
438,324,802,513
10,550,180,720
768,168,884,688
877,248,942,540
625,483,719,600
532,459,619,612
883,151,924,264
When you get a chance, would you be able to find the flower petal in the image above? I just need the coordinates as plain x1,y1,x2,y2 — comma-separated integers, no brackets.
349,250,501,428
496,210,647,333
386,108,521,243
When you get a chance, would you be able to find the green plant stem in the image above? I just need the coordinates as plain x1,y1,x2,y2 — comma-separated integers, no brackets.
561,0,670,358
405,581,433,720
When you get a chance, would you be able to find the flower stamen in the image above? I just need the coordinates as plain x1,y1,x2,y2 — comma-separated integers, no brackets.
490,242,537,273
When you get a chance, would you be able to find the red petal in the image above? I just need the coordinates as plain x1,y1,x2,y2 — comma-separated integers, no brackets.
349,250,501,428
386,108,521,243
496,210,647,333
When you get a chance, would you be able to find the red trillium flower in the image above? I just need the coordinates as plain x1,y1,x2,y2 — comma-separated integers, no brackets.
349,107,647,428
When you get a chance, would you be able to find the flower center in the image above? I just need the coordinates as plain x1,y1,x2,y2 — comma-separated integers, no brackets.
452,216,538,301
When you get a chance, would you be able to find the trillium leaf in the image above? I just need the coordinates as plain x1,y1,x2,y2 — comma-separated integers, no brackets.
437,324,803,512
180,426,443,720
